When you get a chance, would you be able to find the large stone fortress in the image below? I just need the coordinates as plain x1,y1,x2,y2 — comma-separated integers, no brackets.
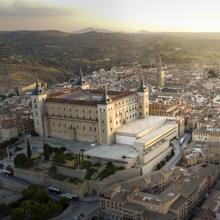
31,74,149,145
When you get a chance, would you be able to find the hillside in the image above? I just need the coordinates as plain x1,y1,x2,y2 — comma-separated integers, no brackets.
1,30,220,92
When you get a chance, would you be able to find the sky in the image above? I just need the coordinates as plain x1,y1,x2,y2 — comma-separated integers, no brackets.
0,0,220,32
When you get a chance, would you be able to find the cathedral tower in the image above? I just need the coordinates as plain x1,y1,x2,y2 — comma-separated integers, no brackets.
97,86,115,145
138,74,149,119
31,76,47,136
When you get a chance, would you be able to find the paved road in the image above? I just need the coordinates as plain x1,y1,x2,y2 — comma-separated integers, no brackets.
165,133,192,169
0,173,30,186
165,139,180,169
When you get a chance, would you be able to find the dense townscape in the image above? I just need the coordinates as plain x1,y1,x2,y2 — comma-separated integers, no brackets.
0,51,220,220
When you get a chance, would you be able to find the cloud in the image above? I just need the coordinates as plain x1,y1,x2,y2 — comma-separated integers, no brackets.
0,0,76,17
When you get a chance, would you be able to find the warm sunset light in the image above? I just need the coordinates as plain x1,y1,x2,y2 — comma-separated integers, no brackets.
1,0,220,32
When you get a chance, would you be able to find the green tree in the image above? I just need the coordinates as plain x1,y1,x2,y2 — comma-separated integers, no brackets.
80,149,85,162
43,142,50,161
22,184,41,199
75,154,78,166
34,189,49,203
53,147,58,153
48,145,54,154
0,203,10,217
12,207,26,220
59,197,70,209
26,139,32,159
38,204,50,220
12,184,64,220
59,146,66,152
14,153,28,168
52,152,65,164
47,201,62,215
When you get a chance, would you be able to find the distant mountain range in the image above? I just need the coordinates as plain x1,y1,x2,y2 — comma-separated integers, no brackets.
136,30,150,34
74,27,151,34
74,27,114,34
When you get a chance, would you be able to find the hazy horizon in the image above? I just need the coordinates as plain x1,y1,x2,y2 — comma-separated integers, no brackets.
1,0,220,32
3,28,220,34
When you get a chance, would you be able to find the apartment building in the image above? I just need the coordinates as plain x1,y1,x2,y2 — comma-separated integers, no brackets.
99,164,219,220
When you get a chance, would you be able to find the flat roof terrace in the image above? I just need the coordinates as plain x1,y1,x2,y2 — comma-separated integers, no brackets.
134,122,178,148
85,144,139,163
116,116,168,138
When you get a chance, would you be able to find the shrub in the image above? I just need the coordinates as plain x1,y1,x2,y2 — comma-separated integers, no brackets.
59,197,70,209
52,152,65,164
12,184,65,220
48,146,54,154
58,147,66,153
26,139,32,159
43,142,50,161
85,168,97,180
0,203,10,217
97,162,122,180
14,153,28,168
81,160,92,169
64,153,75,161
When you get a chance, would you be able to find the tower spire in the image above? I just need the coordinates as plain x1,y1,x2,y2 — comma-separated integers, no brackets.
158,53,165,88
100,82,111,104
32,73,42,95
73,67,90,89
35,73,39,89
137,67,146,92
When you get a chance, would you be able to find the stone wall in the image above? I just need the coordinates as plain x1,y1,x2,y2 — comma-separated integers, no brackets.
14,168,88,198
88,167,141,195
56,165,86,179
13,166,141,198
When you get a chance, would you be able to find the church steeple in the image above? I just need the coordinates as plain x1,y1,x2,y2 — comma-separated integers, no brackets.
137,71,146,92
137,70,149,118
100,84,111,104
159,54,165,88
32,74,42,95
74,67,90,89
36,75,39,90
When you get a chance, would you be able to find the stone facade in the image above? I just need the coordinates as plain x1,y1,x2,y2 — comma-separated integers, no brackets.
192,127,220,143
31,78,149,145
